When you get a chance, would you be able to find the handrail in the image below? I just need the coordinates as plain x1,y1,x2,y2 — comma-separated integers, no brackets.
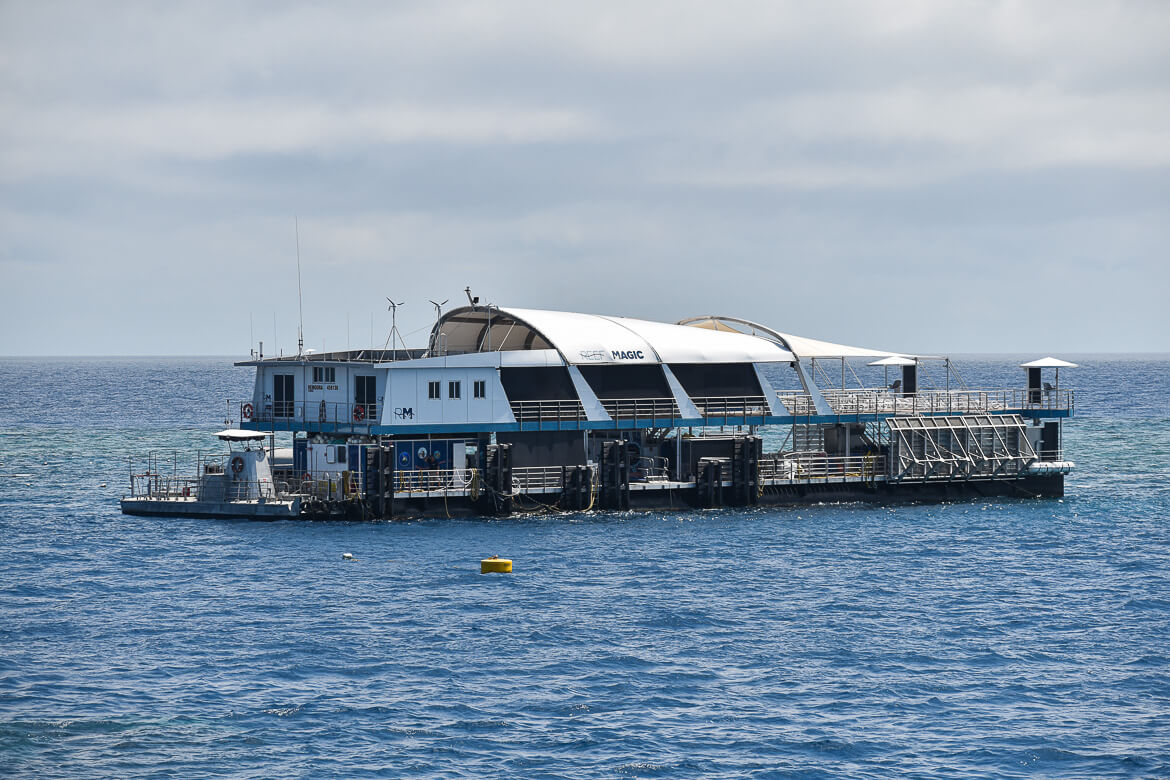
509,399,586,423
391,468,471,494
601,397,679,420
512,465,569,491
243,400,380,428
776,388,1073,417
759,453,885,481
691,395,769,417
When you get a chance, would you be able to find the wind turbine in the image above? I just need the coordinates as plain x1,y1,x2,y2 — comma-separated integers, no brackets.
383,298,405,357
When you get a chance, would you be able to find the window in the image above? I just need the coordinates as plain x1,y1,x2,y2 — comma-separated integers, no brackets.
312,366,335,383
449,381,461,399
474,380,486,399
355,375,377,420
428,381,441,399
274,374,294,418
336,445,347,465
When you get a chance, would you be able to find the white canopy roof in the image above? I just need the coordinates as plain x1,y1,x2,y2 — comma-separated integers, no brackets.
678,315,915,360
216,429,269,441
868,355,918,366
431,306,795,365
1020,357,1078,368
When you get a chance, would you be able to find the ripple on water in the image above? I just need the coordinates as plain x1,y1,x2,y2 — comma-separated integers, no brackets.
1,357,1169,778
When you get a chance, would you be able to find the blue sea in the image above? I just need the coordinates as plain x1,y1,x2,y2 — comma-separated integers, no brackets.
1,355,1168,778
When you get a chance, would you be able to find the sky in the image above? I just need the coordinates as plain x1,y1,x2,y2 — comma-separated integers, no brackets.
1,0,1168,356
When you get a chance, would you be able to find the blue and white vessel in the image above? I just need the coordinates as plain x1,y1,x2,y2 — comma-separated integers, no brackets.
121,306,1075,519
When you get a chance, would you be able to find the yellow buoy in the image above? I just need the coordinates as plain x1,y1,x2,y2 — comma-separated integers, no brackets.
480,556,512,574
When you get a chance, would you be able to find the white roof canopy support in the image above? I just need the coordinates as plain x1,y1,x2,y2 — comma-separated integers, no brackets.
566,365,612,422
660,365,703,419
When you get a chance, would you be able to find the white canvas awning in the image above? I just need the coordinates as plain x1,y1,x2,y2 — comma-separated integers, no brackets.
868,356,918,366
216,429,269,441
432,306,796,365
678,315,916,360
1020,357,1078,368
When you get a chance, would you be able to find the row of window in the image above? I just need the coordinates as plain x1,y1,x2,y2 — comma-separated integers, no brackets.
427,380,487,400
312,366,336,383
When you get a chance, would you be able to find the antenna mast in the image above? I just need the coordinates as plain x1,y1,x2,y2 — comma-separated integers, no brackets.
295,217,304,356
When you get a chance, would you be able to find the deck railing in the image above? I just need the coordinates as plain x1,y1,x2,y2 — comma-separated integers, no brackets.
509,399,586,423
390,468,470,494
602,398,680,421
692,396,770,418
512,465,571,492
758,453,886,481
128,473,281,501
633,456,673,482
244,400,379,428
776,388,1073,417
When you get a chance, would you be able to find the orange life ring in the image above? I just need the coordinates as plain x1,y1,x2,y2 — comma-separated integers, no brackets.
230,455,245,475
241,403,254,420
352,405,366,422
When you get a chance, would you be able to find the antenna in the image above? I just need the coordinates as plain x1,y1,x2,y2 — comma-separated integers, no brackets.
382,298,405,357
464,286,479,308
295,217,305,356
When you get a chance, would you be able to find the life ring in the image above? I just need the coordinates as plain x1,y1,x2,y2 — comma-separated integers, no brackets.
352,405,366,422
230,455,245,475
303,472,312,483
241,403,254,420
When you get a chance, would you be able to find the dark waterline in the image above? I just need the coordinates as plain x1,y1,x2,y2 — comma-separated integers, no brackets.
1,356,1168,778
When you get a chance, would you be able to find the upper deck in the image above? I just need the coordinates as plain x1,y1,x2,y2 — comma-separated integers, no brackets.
236,306,1076,436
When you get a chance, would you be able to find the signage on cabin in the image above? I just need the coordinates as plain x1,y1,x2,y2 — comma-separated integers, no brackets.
578,349,647,362
307,384,340,391
395,407,415,420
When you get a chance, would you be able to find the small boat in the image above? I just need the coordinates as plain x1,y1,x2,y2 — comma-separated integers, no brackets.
120,429,301,519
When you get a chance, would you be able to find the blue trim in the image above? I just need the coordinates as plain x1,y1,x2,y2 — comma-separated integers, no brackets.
239,406,1071,436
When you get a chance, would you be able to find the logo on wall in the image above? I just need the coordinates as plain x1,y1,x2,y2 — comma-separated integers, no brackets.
395,407,414,419
578,350,606,361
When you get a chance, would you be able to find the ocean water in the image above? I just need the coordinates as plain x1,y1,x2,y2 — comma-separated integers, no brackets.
1,355,1168,779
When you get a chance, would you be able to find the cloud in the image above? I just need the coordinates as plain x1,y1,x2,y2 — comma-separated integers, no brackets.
0,0,1168,354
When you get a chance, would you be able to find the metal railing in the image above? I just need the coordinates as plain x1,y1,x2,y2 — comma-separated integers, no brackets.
509,399,586,423
633,456,672,483
128,472,279,501
692,396,770,418
512,465,570,492
286,469,367,499
602,398,680,421
758,453,886,481
391,468,472,494
244,400,379,427
775,388,1073,417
